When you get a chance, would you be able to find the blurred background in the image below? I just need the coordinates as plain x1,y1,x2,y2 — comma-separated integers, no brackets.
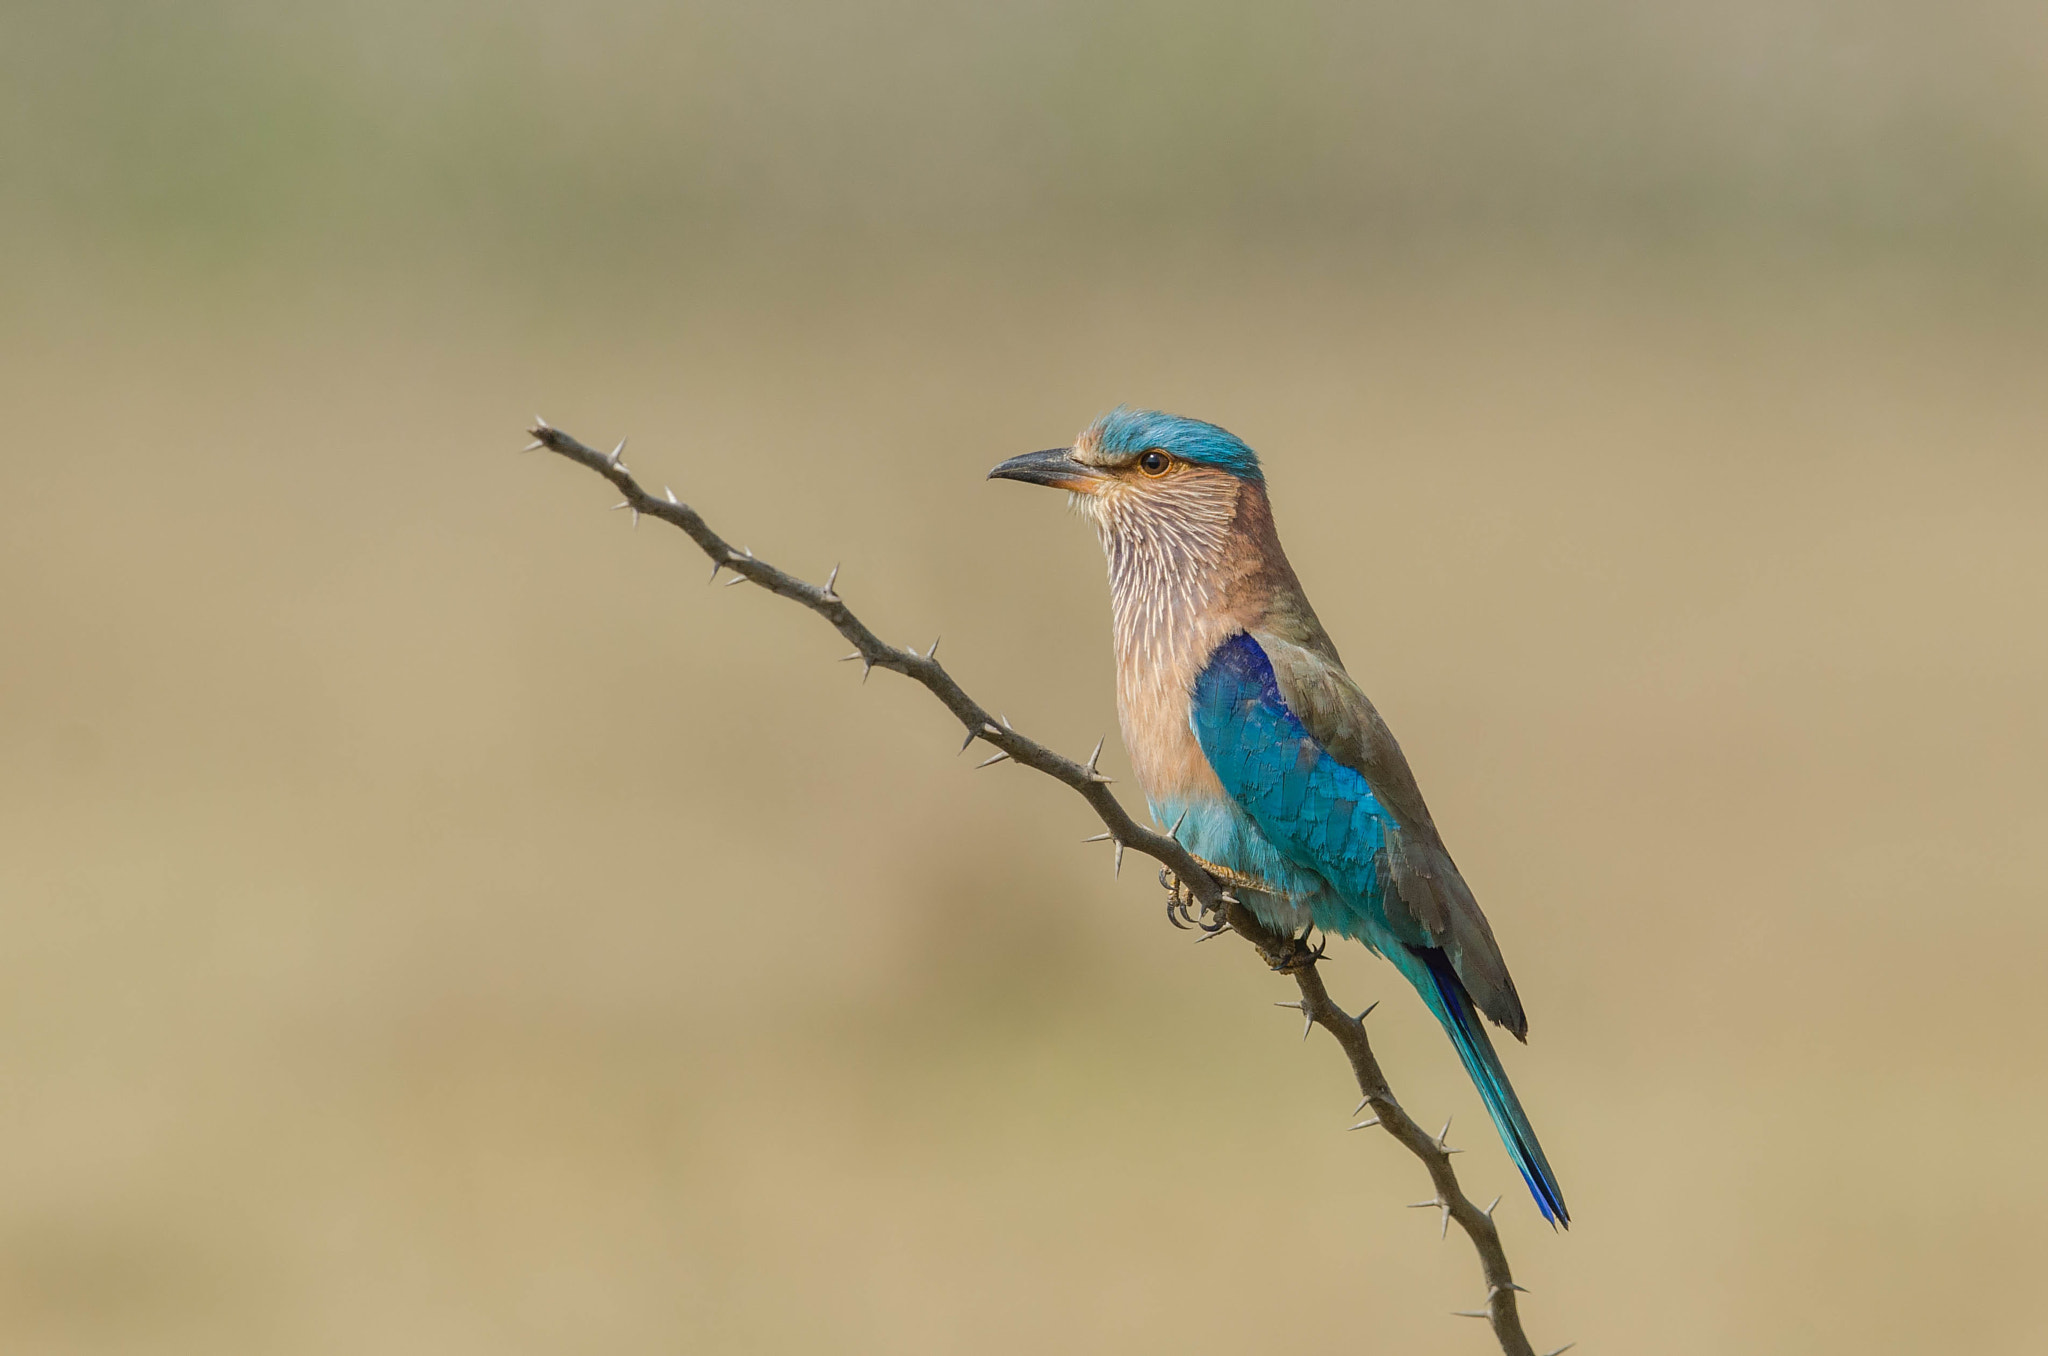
3,2,2046,1352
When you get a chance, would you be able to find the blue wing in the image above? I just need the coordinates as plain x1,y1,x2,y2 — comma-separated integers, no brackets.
1191,631,1570,1227
1187,632,1403,946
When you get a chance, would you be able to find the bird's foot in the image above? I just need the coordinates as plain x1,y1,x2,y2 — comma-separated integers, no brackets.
1158,868,1193,929
1265,921,1329,974
1157,868,1227,931
1160,857,1283,934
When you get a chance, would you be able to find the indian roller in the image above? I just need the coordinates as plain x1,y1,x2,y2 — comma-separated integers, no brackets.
990,407,1569,1226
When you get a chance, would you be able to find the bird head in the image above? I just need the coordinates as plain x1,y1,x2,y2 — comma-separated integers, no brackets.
988,408,1262,548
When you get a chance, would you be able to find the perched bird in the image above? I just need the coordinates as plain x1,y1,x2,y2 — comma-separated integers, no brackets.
990,407,1568,1226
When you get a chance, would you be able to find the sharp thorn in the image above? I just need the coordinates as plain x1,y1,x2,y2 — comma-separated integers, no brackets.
708,562,722,584
665,486,678,503
1493,1282,1530,1295
1441,1205,1452,1239
1354,1096,1371,1115
1484,1195,1502,1218
823,563,840,598
1452,1311,1491,1319
1193,927,1231,943
1113,840,1125,875
630,508,640,528
1274,1001,1304,1010
724,573,748,586
1542,1345,1577,1356
839,651,863,662
1437,1117,1452,1147
959,728,979,753
975,751,1011,769
1357,999,1380,1023
1081,832,1114,844
521,439,544,452
533,414,551,430
607,437,627,467
1219,890,1240,905
1302,1009,1315,1040
861,660,873,683
1347,1118,1380,1131
1086,736,1105,772
611,500,631,511
1167,808,1190,840
925,636,940,660
1408,1200,1443,1210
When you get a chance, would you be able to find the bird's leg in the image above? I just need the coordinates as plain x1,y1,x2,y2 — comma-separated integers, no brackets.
1185,854,1276,897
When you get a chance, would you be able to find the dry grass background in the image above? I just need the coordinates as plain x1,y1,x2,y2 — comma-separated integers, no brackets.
3,3,2046,1353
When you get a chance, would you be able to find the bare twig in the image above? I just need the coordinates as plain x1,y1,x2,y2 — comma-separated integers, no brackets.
524,420,1560,1356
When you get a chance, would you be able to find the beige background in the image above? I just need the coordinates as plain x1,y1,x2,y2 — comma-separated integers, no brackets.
4,4,2046,1353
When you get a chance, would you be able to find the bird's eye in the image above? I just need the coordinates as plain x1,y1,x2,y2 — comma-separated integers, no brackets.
1137,450,1173,477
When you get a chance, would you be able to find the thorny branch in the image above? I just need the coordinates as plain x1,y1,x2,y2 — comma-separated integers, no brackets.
524,420,1569,1356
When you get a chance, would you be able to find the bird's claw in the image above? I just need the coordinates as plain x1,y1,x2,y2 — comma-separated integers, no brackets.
1158,868,1203,930
1267,921,1328,974
1158,867,1234,933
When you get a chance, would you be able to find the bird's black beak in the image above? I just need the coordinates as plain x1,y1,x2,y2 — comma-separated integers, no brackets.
987,447,1107,493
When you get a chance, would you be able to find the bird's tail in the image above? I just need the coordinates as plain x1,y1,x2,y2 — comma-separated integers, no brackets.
1399,945,1571,1228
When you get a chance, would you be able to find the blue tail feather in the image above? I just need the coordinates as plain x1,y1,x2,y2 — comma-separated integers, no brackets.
1402,946,1570,1228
